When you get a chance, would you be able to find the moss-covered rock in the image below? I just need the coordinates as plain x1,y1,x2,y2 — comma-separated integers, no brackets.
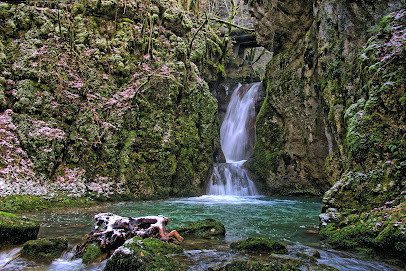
175,218,226,237
210,255,339,271
20,237,68,261
0,211,39,246
318,8,406,264
141,237,183,254
81,242,105,264
103,237,184,271
0,0,225,207
210,260,297,271
230,237,288,254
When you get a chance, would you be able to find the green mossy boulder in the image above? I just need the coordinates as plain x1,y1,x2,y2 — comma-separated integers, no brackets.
0,211,39,246
103,237,184,271
81,242,105,264
230,237,288,254
141,237,183,254
20,237,68,261
175,218,226,237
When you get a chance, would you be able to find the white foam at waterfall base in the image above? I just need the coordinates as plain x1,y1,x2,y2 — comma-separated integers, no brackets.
207,83,261,196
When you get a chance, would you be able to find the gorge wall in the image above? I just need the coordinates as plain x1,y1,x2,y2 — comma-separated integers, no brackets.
0,0,227,202
247,0,405,262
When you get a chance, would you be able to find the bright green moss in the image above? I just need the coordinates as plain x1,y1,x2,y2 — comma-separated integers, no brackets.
176,218,226,237
103,237,184,271
82,243,104,264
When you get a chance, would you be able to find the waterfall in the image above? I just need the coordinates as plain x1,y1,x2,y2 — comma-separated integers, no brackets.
207,83,260,196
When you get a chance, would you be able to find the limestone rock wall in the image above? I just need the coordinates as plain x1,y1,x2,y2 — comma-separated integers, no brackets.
247,0,403,195
247,0,405,261
0,0,225,200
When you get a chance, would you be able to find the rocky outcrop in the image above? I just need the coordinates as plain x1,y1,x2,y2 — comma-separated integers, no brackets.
0,211,39,246
247,0,404,195
247,0,314,55
0,0,226,203
247,0,405,262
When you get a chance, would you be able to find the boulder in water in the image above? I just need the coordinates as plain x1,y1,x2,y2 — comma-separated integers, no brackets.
20,237,68,261
0,211,39,246
103,237,184,271
230,237,288,254
175,218,226,237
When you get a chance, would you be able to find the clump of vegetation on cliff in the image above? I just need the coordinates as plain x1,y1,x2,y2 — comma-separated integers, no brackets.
0,0,228,210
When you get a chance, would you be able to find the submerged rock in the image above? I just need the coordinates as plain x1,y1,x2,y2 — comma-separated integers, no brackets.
0,211,39,246
175,218,226,237
230,237,288,254
20,237,68,261
210,256,339,271
103,237,184,271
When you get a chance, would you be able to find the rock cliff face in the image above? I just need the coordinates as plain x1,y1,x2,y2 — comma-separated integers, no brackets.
248,0,405,262
0,0,225,201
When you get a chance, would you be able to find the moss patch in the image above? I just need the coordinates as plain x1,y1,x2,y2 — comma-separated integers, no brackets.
0,195,98,212
82,242,105,264
103,237,185,271
175,218,226,237
230,237,288,254
0,211,39,246
20,237,68,261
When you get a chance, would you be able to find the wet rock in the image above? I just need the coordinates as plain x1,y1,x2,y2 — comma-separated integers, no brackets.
20,237,68,261
209,259,299,271
0,211,39,246
230,237,288,254
103,237,184,271
81,243,106,264
175,218,226,237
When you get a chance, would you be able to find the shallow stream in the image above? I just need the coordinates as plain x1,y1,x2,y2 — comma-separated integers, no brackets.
0,196,402,270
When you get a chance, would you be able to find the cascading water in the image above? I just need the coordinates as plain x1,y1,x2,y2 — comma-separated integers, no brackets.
206,82,260,196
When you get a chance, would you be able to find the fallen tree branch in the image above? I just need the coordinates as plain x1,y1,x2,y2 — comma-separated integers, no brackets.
2,253,21,269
